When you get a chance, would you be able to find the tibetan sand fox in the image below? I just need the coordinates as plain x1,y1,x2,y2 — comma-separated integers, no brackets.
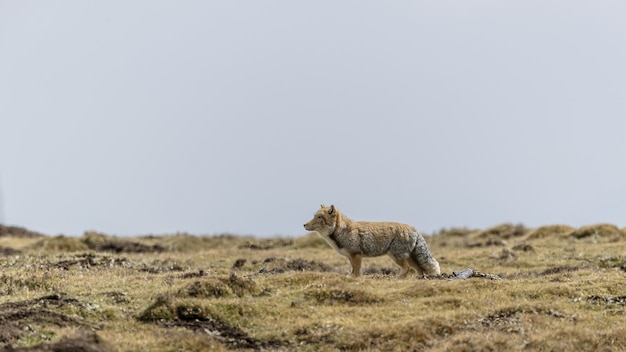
304,204,440,278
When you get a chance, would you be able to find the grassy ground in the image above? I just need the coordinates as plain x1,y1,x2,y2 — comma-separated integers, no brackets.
0,223,625,351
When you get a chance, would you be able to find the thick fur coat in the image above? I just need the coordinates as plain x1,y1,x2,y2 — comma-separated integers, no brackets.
303,205,440,277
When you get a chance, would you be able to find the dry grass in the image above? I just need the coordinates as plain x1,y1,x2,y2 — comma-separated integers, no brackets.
0,226,624,351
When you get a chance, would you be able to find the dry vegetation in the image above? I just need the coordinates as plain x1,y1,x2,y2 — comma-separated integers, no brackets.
0,223,625,351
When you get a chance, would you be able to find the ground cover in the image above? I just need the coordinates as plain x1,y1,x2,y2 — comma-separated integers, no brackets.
0,223,624,351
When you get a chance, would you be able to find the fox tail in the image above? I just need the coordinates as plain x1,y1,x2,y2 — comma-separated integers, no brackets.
410,232,441,275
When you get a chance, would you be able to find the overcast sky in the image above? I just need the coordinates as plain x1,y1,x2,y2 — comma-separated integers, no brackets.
1,1,625,237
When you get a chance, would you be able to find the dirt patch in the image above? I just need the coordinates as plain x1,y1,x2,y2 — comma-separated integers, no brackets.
479,307,572,333
49,253,132,270
10,331,109,352
362,265,396,276
512,243,534,252
284,258,334,272
479,308,526,333
82,232,166,253
0,294,95,348
139,293,284,350
139,259,190,274
238,238,294,250
30,231,165,254
304,288,383,305
0,225,45,238
232,258,247,269
504,265,586,279
583,295,626,305
89,240,165,253
179,269,209,279
0,246,21,256
101,291,130,304
258,257,335,274
161,316,285,350
539,265,582,276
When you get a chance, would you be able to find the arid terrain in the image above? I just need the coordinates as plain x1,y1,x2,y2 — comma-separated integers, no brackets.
0,223,625,351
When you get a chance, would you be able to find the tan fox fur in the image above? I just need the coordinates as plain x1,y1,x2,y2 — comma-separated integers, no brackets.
303,204,441,278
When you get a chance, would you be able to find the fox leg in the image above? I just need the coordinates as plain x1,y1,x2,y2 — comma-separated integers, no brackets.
388,255,411,278
348,254,362,277
408,257,425,276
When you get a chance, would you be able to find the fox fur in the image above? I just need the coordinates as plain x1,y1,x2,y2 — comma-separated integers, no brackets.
303,204,440,278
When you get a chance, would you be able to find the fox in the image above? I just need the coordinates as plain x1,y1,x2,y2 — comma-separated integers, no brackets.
303,204,440,278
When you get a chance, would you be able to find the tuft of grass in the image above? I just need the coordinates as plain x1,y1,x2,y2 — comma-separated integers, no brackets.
182,279,233,298
304,286,383,305
259,257,336,274
82,231,110,248
176,273,261,299
434,227,475,237
0,224,45,238
526,224,575,239
138,293,176,322
0,273,55,295
29,235,89,252
473,223,528,240
570,224,623,240
224,272,260,297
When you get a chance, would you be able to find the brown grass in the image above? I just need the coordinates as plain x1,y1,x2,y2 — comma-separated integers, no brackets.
0,225,624,351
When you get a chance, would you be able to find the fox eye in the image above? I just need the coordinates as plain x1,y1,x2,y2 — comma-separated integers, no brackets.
316,216,322,219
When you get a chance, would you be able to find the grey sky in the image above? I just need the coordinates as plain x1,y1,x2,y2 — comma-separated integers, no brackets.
1,1,625,237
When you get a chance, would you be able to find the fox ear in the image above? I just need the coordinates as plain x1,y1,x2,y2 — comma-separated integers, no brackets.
328,205,335,215
320,204,326,209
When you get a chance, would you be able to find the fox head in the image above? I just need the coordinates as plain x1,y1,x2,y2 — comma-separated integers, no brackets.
303,204,338,235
